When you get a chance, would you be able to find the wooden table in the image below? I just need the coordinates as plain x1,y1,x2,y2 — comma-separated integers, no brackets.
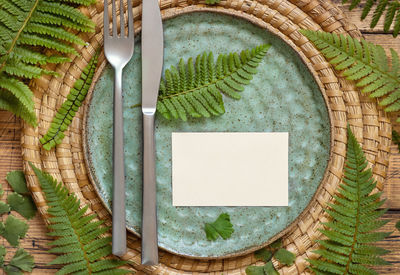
1,2,400,274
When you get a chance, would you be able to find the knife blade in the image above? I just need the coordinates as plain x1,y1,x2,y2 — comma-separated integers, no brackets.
141,0,163,266
142,0,164,114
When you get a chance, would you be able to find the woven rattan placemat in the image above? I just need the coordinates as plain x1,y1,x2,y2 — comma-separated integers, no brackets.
21,0,392,274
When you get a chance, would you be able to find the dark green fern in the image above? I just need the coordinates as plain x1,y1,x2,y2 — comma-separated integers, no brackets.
343,0,400,37
301,30,400,122
0,0,95,126
40,52,99,150
154,45,270,121
29,163,131,275
308,126,391,275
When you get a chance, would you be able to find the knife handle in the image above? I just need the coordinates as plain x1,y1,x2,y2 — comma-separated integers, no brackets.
112,67,126,257
142,113,159,265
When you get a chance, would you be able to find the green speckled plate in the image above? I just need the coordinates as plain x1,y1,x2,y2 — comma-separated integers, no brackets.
84,11,331,258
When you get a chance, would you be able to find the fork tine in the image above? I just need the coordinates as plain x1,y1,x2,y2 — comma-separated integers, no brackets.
120,0,125,37
112,0,117,36
103,0,109,37
127,0,133,38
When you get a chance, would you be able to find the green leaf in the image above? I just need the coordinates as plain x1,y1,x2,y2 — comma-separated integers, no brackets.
0,201,10,215
274,248,295,266
5,171,28,195
263,261,279,275
245,265,265,275
204,213,234,241
254,248,273,262
0,215,28,247
0,245,5,266
7,192,37,219
8,248,34,272
245,261,278,275
40,52,99,150
3,265,22,275
29,163,129,274
396,220,400,231
269,238,283,250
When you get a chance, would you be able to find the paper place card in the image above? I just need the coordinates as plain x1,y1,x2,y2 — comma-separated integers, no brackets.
172,132,288,206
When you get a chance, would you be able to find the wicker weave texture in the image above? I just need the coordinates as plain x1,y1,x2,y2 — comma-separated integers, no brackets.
21,0,391,274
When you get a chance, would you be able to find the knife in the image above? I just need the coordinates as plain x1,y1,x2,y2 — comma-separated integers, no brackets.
141,0,163,266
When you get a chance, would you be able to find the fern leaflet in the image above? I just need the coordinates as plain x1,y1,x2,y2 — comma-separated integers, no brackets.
301,30,400,122
308,126,391,275
0,0,95,126
152,45,270,121
40,52,99,150
205,0,221,4
29,163,131,275
343,0,400,37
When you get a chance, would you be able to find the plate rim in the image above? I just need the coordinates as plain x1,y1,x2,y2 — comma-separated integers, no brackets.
82,7,335,260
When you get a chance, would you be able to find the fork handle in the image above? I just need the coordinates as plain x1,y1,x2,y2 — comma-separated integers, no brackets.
142,113,159,265
112,67,126,257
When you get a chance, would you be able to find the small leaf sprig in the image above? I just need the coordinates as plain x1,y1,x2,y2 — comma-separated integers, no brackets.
246,239,295,275
204,213,234,241
0,170,37,274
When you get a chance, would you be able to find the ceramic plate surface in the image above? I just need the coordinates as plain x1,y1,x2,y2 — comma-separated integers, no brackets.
85,12,331,258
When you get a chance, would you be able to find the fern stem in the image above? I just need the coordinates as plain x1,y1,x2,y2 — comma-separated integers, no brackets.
0,0,40,73
130,103,141,108
68,210,93,274
343,137,361,275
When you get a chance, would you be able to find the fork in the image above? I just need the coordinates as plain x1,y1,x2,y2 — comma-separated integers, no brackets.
103,0,134,257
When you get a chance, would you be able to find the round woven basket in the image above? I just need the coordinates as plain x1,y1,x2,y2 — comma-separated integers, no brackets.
21,0,392,274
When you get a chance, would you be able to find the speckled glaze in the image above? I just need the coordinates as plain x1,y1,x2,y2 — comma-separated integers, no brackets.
86,12,331,258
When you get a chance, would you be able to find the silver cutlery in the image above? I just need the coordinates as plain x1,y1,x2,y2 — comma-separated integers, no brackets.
141,0,164,266
103,0,134,257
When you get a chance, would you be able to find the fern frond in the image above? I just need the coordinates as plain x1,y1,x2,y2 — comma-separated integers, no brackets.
0,0,95,126
29,163,130,275
343,0,400,37
300,30,400,122
40,52,99,150
154,45,270,121
307,126,391,275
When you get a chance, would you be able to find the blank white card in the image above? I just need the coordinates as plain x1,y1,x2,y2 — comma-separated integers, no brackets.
172,132,288,206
